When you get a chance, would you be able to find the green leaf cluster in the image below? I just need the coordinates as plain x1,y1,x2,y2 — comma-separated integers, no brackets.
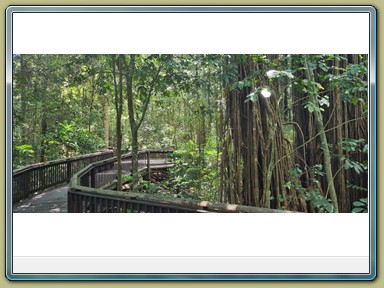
352,198,368,213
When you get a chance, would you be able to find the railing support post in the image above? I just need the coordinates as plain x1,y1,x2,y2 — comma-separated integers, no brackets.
67,159,72,182
68,190,73,212
147,151,151,179
23,171,30,201
91,168,96,188
39,167,46,191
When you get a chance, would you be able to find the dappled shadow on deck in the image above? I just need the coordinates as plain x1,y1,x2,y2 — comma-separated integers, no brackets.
13,185,68,213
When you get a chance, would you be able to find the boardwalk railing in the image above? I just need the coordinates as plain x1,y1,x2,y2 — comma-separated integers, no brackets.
68,150,291,213
12,150,115,204
77,150,172,189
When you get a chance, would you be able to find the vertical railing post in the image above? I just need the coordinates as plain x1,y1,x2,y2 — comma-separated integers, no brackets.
73,192,78,212
67,159,72,182
146,151,151,179
68,190,73,212
91,168,96,188
82,172,90,187
39,166,46,191
23,171,30,201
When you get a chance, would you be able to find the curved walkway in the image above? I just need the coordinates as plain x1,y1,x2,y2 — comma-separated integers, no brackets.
13,158,170,213
13,185,68,213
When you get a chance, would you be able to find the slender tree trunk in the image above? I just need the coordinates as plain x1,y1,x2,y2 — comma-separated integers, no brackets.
333,56,348,212
112,55,123,190
125,55,140,192
19,55,28,142
40,114,47,162
88,78,96,132
304,55,339,212
39,55,50,162
125,54,162,192
101,95,110,147
131,128,139,190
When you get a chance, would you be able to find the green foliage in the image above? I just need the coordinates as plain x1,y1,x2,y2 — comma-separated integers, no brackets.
245,87,263,103
122,175,133,183
166,142,220,202
284,164,335,213
337,138,368,175
136,177,163,195
352,198,368,213
47,121,104,156
318,95,330,108
347,182,368,192
12,54,368,213
15,144,34,156
304,190,334,213
304,101,321,113
329,61,368,110
55,122,79,150
13,54,108,164
309,164,325,177
231,78,253,91
13,144,35,168
303,92,329,113
341,138,366,152
266,69,294,79
343,159,366,174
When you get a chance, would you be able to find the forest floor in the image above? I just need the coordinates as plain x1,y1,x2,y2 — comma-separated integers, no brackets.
13,185,68,213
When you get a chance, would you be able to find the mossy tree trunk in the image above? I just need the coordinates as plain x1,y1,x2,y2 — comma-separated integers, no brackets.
304,55,339,212
220,55,307,212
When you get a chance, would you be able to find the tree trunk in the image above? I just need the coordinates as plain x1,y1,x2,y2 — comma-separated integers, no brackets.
131,128,139,191
125,54,162,192
220,55,305,211
304,55,339,212
125,55,139,192
40,114,47,162
101,95,110,147
112,55,123,190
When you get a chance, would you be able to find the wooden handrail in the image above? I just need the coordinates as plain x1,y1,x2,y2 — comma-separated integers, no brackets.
13,150,115,175
68,149,293,213
70,149,173,187
12,150,115,204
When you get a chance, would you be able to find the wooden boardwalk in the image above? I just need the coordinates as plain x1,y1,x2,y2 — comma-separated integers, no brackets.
13,158,169,213
13,185,69,213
